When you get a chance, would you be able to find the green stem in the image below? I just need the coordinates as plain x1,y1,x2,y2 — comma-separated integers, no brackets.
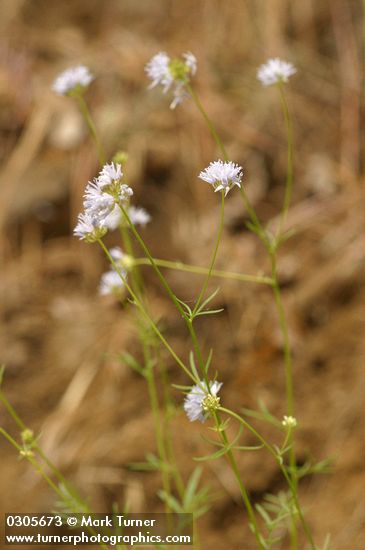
188,84,268,248
270,251,298,547
270,255,295,434
186,84,229,160
239,187,269,248
119,225,173,512
277,84,293,238
275,85,297,549
76,94,106,166
154,344,185,500
118,205,188,319
188,81,306,548
0,391,73,490
133,258,272,285
145,353,172,512
192,191,225,315
219,408,317,550
118,205,210,385
0,428,110,550
97,239,196,384
120,224,144,298
0,428,64,498
213,413,264,549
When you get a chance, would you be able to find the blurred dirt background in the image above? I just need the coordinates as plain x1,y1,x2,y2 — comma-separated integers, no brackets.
1,1,365,549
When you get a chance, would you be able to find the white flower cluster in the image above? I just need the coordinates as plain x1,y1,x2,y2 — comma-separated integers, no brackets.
184,380,222,423
74,162,133,242
52,65,94,96
99,247,127,296
199,160,243,196
74,162,152,241
257,58,296,87
145,51,197,109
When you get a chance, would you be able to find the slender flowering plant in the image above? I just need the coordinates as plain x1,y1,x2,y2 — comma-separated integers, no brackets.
1,51,330,550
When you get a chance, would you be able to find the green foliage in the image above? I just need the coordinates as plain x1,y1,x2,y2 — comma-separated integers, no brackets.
128,452,171,473
255,491,297,549
54,483,90,516
195,425,263,462
159,467,211,520
241,399,282,429
295,458,334,480
0,364,5,386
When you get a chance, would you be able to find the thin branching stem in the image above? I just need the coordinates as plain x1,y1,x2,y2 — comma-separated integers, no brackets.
219,407,317,550
188,84,269,248
192,191,225,316
76,95,106,166
0,390,76,494
277,84,294,237
133,257,273,285
97,239,196,384
117,204,210,386
212,412,265,549
186,84,229,160
0,427,111,550
119,227,173,513
188,80,307,549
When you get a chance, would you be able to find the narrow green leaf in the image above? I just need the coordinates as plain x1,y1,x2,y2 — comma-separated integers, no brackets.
194,308,224,317
119,352,146,377
195,287,220,315
158,491,183,514
189,352,200,381
0,365,5,386
183,467,202,509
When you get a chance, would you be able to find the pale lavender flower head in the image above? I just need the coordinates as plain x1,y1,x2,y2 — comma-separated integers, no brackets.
83,182,115,220
145,52,173,92
257,58,296,87
183,52,197,75
94,162,133,205
199,160,243,196
169,82,188,110
184,380,222,423
52,65,94,96
97,162,123,189
119,184,134,202
99,269,126,296
103,204,122,231
145,51,197,109
75,162,133,243
73,212,107,242
129,206,151,227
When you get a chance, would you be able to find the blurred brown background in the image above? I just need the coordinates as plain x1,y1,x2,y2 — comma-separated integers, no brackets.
1,1,365,549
